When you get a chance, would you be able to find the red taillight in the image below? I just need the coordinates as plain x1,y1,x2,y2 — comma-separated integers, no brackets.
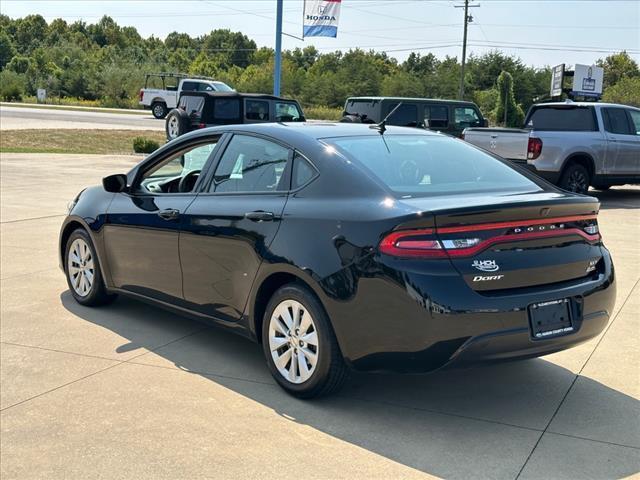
379,215,600,258
139,89,144,101
527,137,543,160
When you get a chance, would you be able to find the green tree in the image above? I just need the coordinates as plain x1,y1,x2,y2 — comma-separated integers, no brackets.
602,76,640,107
0,69,26,100
6,55,31,74
494,71,524,127
596,51,639,89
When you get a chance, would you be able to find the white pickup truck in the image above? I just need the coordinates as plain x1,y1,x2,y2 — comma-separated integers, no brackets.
139,73,233,119
463,101,640,194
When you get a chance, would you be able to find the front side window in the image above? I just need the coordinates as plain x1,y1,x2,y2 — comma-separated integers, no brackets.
275,102,303,122
210,135,289,193
387,104,418,127
326,134,540,197
629,110,640,135
246,100,270,121
139,141,219,194
454,107,481,128
603,108,633,135
197,82,214,92
425,106,449,128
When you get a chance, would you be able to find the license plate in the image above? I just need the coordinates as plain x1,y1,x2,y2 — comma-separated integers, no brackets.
529,298,574,339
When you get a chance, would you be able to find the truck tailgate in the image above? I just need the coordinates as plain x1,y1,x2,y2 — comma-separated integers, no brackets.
463,128,530,161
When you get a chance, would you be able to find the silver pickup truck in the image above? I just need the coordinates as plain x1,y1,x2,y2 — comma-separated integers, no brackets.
463,101,640,194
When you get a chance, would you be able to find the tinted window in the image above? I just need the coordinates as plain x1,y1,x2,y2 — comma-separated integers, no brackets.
275,102,303,122
214,98,240,121
326,135,539,197
181,81,197,91
526,106,597,131
246,100,270,121
603,108,633,135
454,107,481,128
178,95,205,119
292,153,317,189
344,99,379,122
387,104,418,127
629,110,640,135
210,135,289,193
425,106,449,128
197,82,214,92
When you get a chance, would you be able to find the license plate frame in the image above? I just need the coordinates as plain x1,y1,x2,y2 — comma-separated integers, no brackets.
528,298,574,339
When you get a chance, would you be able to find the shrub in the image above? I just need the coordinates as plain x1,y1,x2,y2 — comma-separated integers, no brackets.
0,70,26,101
133,136,160,154
303,105,343,121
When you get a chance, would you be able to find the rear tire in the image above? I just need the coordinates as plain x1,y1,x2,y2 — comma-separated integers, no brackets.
262,284,348,399
65,229,117,306
165,109,190,140
559,163,590,194
151,102,168,119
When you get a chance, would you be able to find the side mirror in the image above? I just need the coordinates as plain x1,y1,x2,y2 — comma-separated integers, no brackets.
103,174,128,193
482,119,489,127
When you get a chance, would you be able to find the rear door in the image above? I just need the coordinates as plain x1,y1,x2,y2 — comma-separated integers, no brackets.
602,107,640,175
180,133,291,321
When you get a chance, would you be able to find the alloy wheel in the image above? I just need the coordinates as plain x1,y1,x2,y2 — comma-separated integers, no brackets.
168,116,179,138
567,170,588,193
67,238,95,297
268,300,319,384
153,104,164,117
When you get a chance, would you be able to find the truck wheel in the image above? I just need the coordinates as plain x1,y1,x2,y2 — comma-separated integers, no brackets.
151,102,168,119
165,109,189,140
559,164,590,194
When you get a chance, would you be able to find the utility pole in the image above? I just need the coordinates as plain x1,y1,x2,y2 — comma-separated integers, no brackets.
274,0,283,96
455,0,479,100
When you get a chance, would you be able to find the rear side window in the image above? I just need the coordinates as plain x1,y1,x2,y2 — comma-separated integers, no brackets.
327,135,540,197
425,106,449,128
387,104,418,127
292,153,318,189
181,81,197,91
245,100,270,121
210,135,289,193
213,98,240,122
526,106,597,131
603,108,633,135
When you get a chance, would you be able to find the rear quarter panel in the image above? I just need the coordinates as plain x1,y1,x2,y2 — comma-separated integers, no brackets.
528,130,606,174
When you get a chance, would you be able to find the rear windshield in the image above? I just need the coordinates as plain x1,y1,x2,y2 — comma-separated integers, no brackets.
326,135,540,197
525,106,597,131
343,99,379,123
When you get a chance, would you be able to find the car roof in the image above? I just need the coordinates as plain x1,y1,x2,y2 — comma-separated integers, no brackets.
533,101,640,110
180,91,299,102
346,96,478,105
177,122,441,144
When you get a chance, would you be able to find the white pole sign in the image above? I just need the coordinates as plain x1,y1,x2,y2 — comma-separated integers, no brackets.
303,0,342,38
572,64,604,97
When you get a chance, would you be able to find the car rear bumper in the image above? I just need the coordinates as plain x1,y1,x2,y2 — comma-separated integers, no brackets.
327,247,615,373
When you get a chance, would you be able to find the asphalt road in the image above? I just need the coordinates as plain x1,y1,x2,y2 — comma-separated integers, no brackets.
1,152,639,479
0,105,163,131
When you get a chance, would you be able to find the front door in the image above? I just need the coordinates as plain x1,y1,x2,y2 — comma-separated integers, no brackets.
103,140,220,302
180,133,291,321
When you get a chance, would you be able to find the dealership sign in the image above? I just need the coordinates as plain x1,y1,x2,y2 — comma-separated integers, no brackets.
572,64,604,98
303,0,342,37
550,64,565,97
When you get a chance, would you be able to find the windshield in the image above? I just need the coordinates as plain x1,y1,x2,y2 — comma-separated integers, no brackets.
325,135,541,197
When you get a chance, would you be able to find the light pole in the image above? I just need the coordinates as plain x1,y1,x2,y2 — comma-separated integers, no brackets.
274,0,283,96
455,0,479,100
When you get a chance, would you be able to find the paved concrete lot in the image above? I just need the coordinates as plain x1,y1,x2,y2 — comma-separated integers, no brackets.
1,152,639,479
0,105,162,131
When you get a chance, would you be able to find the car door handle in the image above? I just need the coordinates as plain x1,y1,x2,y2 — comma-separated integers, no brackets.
157,208,180,221
245,211,275,222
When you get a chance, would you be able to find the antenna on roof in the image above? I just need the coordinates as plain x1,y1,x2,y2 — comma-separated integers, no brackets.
370,102,403,135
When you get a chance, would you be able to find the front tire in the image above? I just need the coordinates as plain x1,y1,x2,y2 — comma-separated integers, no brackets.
559,163,590,194
151,102,167,119
262,284,348,398
65,229,116,306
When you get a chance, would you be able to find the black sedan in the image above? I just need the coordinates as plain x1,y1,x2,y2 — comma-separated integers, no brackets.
59,123,616,398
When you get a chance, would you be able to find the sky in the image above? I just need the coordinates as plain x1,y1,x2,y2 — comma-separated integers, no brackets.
2,0,639,68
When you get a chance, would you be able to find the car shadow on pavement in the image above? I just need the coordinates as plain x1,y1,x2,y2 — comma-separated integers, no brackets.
589,187,640,210
61,292,640,479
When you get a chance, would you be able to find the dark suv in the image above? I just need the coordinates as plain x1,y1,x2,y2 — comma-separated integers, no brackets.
166,92,306,140
341,96,487,138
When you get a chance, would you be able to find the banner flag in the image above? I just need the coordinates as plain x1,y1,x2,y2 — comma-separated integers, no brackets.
303,0,342,38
